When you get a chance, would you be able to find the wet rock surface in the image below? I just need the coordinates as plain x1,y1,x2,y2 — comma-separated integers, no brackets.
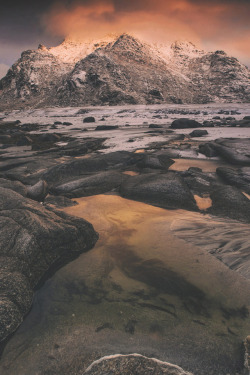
208,186,250,223
200,138,250,165
84,354,193,375
171,119,202,129
120,172,198,211
0,105,250,375
51,171,126,198
0,187,98,343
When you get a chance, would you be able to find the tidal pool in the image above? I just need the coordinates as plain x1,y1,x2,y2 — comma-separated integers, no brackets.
0,195,249,375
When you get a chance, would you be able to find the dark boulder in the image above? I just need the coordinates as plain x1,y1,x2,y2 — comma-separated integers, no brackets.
199,143,218,158
136,154,174,170
216,167,250,194
208,186,250,223
0,187,98,343
95,125,119,131
189,130,208,137
120,172,198,211
171,119,202,129
83,117,95,123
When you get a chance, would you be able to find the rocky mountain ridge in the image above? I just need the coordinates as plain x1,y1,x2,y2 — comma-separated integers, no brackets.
0,33,250,108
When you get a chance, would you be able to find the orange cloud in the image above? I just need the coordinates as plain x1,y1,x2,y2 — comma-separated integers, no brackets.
42,0,250,65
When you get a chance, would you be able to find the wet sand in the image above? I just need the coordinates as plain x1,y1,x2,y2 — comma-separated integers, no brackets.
1,195,249,375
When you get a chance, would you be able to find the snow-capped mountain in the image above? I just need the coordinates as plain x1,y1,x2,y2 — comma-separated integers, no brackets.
0,33,249,108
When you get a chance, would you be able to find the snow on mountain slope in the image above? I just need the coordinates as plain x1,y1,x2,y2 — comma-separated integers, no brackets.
57,34,195,106
0,33,249,109
48,34,119,64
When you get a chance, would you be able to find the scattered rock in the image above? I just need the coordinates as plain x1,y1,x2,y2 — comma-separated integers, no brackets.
189,130,208,137
171,119,202,129
95,125,119,131
83,117,95,123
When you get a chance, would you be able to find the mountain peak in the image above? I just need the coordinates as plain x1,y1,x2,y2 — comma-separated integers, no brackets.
171,40,204,56
1,32,249,108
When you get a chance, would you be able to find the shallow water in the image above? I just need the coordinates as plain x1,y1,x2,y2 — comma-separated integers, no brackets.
169,158,237,172
0,195,249,375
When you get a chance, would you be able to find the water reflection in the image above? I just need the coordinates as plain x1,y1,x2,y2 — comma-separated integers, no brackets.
0,195,249,375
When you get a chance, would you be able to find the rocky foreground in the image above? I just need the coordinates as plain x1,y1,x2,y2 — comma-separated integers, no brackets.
0,108,249,374
83,354,193,375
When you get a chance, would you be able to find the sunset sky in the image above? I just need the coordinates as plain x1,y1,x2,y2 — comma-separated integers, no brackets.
0,0,250,77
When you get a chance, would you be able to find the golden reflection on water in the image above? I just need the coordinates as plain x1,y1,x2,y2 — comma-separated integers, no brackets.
1,195,249,375
123,171,140,176
194,195,212,210
169,158,236,172
64,195,249,309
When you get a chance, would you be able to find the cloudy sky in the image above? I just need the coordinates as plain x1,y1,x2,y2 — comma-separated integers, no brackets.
0,0,250,77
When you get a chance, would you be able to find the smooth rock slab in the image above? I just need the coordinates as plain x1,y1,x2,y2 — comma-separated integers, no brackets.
84,354,193,375
204,139,250,166
216,167,250,194
27,180,49,201
120,172,198,211
0,187,98,342
51,171,125,198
